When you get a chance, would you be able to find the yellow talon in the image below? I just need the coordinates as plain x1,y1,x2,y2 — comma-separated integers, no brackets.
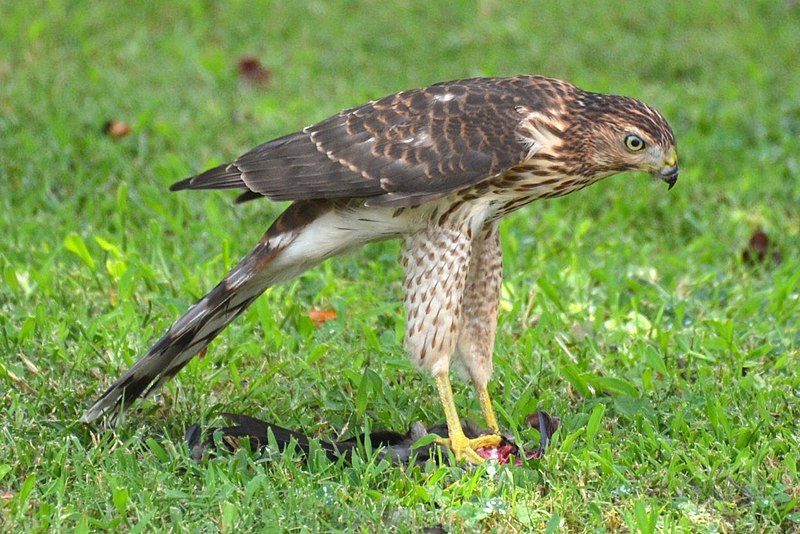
434,432,503,463
434,435,484,464
468,433,502,448
477,384,500,434
434,373,503,464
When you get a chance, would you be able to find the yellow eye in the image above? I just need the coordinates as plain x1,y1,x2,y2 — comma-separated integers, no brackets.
624,134,645,152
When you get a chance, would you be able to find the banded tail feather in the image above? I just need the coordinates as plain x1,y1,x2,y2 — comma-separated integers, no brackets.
81,200,339,423
81,238,281,422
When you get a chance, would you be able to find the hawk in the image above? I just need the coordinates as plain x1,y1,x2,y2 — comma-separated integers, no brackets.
83,75,678,463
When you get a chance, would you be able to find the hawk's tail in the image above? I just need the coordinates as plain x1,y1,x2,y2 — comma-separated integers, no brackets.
81,201,332,423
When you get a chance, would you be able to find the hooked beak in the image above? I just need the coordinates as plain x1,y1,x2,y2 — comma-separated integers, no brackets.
652,148,679,190
657,165,679,190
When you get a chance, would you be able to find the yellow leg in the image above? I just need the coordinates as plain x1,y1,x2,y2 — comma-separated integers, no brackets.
434,374,501,463
477,385,500,434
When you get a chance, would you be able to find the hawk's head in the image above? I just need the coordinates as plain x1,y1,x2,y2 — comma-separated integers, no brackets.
556,91,679,189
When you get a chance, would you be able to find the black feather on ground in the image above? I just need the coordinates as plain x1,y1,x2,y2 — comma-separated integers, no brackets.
185,410,559,465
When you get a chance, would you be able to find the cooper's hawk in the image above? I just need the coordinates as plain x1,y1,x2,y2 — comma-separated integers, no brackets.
82,75,678,463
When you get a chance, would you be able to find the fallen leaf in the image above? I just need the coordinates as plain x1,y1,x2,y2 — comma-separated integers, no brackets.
237,56,271,87
308,308,336,327
103,120,131,138
742,229,782,265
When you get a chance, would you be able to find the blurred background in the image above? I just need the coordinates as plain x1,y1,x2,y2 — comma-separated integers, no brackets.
1,1,798,530
3,1,799,244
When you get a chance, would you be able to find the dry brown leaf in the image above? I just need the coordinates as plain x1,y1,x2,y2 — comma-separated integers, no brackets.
103,120,131,138
237,56,271,87
308,308,336,327
742,229,782,265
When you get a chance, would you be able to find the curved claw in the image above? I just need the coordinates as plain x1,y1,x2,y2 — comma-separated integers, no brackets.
435,432,502,464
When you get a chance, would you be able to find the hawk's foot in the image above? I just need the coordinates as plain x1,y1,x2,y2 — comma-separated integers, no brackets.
435,431,502,464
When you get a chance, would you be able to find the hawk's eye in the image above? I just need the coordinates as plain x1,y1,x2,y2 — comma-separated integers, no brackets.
624,134,645,152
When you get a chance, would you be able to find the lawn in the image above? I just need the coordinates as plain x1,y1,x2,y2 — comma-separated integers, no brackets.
1,0,799,531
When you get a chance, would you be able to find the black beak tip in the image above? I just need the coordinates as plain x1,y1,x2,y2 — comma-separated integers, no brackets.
660,168,679,190
667,176,677,190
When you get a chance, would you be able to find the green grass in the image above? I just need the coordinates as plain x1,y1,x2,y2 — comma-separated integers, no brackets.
2,0,799,531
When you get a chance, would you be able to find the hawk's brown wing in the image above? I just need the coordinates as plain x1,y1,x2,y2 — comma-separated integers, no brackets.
172,76,559,207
